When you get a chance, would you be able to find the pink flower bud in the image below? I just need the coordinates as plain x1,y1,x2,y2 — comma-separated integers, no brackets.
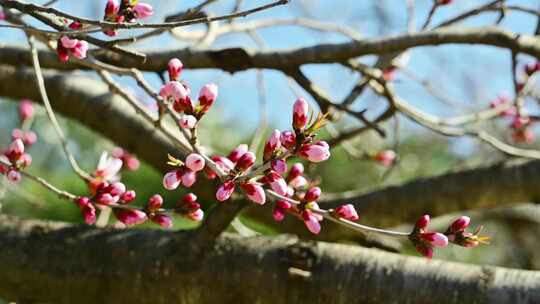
228,144,248,163
18,100,35,121
263,129,281,161
104,0,120,17
299,143,330,163
160,81,188,104
265,171,288,196
168,58,183,81
449,216,470,233
271,159,287,174
147,194,163,211
415,214,430,229
163,170,181,190
77,197,96,225
97,193,115,205
302,210,321,234
421,232,448,248
187,209,204,221
8,139,24,157
273,200,292,222
288,175,307,189
6,169,21,183
183,193,198,204
112,147,124,158
11,128,23,141
198,83,218,113
181,169,197,188
374,150,396,166
56,42,69,62
293,98,309,130
71,40,88,59
216,180,235,202
124,155,140,171
151,214,173,228
334,204,359,221
185,153,205,172
288,163,304,179
19,153,32,168
213,155,235,173
133,3,153,19
236,151,256,171
115,209,148,226
23,131,37,146
121,190,136,203
241,183,266,205
304,187,321,202
108,182,126,196
179,115,197,129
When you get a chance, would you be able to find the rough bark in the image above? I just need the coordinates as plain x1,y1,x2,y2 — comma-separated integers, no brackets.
0,216,538,304
1,27,539,72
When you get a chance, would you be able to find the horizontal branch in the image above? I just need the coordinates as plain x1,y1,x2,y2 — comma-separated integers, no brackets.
0,27,539,72
0,216,538,304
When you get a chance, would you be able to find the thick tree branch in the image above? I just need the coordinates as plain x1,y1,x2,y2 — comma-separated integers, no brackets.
1,27,539,72
0,216,538,304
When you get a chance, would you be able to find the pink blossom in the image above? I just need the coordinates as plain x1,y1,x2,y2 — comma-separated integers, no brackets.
151,214,173,228
334,204,359,221
121,190,136,203
280,131,296,150
288,175,307,189
181,169,197,187
299,143,330,163
71,40,89,59
108,182,126,196
185,153,205,172
213,155,235,173
57,43,69,62
6,169,21,183
302,210,321,234
163,170,181,190
263,129,281,161
179,115,197,129
187,209,204,221
19,153,32,168
133,3,153,19
168,58,183,81
95,152,123,181
147,194,163,211
273,200,292,222
18,99,34,121
97,193,115,205
288,163,304,179
304,187,321,202
104,0,120,17
241,183,266,205
216,180,235,202
271,159,287,174
199,83,218,113
265,171,288,196
449,216,470,233
293,98,309,130
115,209,148,226
228,144,248,163
374,150,396,166
415,214,430,229
236,151,256,171
160,81,188,103
421,232,449,248
7,139,24,158
77,197,96,225
60,36,78,49
124,155,140,171
23,131,37,146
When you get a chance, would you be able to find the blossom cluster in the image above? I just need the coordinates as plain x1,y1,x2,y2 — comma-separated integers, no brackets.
56,21,88,62
103,0,153,36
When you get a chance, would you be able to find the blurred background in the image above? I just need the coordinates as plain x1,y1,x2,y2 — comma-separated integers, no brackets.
1,0,540,275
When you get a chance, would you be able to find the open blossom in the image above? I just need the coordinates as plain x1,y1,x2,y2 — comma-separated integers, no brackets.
133,3,153,19
180,115,197,129
299,142,330,163
114,209,148,226
334,204,359,221
94,152,123,181
57,36,88,62
199,83,218,113
216,180,235,202
168,58,183,81
374,150,396,166
264,129,282,161
185,153,205,172
18,99,34,121
293,98,309,130
241,183,266,205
